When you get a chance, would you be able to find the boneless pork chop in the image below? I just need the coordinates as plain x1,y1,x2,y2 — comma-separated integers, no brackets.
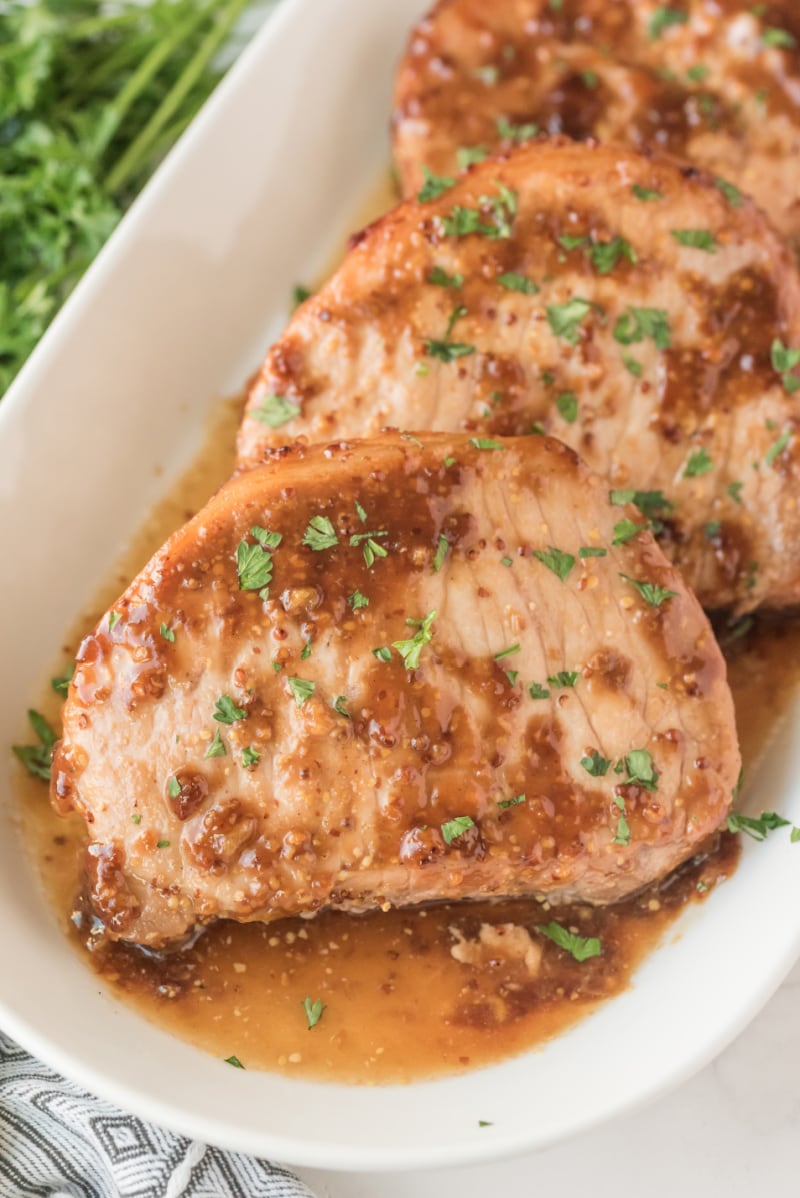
393,0,800,243
238,141,800,613
53,434,740,948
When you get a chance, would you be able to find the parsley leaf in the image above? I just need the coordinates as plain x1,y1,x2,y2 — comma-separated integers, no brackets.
433,535,450,572
613,795,631,845
613,306,671,349
12,709,57,781
496,115,539,142
533,545,575,582
579,546,607,558
428,266,464,288
498,794,526,809
348,589,369,610
547,670,579,688
546,297,593,344
537,920,601,961
333,695,350,718
225,1055,245,1069
727,480,744,504
214,695,247,724
556,391,578,422
649,6,688,38
632,184,663,201
771,338,800,392
763,27,796,49
457,145,488,169
581,750,611,776
302,515,339,551
418,165,455,202
159,622,175,642
495,643,521,660
241,745,261,768
588,236,637,274
671,228,717,253
609,489,673,520
715,177,743,207
497,271,539,294
441,185,517,240
393,609,437,670
683,447,714,477
726,811,792,840
349,529,389,567
528,682,551,699
765,429,792,467
441,815,475,844
618,748,659,791
236,527,278,598
167,777,181,799
288,677,315,707
253,394,300,428
619,573,678,607
205,729,226,759
51,665,74,695
469,437,505,450
303,996,326,1029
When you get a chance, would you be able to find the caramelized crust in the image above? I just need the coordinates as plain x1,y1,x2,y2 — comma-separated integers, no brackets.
238,140,800,613
392,0,800,243
53,434,740,947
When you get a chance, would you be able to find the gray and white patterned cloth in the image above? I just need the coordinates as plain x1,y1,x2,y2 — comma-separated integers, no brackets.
0,1033,316,1198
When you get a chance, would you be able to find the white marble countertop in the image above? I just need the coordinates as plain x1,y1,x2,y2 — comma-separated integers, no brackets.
298,958,800,1196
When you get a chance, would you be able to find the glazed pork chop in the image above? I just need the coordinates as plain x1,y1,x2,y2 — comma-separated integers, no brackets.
52,434,740,948
392,0,800,243
238,140,800,613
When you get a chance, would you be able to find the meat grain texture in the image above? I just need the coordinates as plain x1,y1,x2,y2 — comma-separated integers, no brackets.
53,435,740,948
238,140,800,614
392,0,800,244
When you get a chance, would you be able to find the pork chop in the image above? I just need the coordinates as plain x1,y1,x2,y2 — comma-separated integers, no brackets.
237,140,800,613
52,433,740,948
392,0,800,244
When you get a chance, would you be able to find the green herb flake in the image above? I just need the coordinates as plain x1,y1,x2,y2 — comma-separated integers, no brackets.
108,611,121,632
12,709,58,781
619,748,659,791
715,177,743,207
441,185,517,240
726,810,791,840
613,306,671,350
533,545,575,582
214,695,247,725
497,271,539,294
619,573,678,607
242,745,261,768
302,515,339,551
763,27,796,49
156,839,170,849
225,1055,245,1069
609,489,673,520
765,430,792,467
671,228,718,253
473,64,500,85
579,546,607,558
649,6,688,39
528,682,551,700
441,815,475,845
433,535,450,573
704,521,722,539
444,455,457,468
623,354,643,377
727,480,744,504
333,695,350,718
373,646,392,662
348,589,370,610
303,996,326,1029
687,63,710,82
428,266,464,289
350,529,389,567
501,555,514,567
236,532,275,597
548,670,579,688
496,115,539,142
418,165,456,202
771,338,800,393
300,639,312,661
167,777,181,799
632,184,663,201
456,145,489,169
205,729,226,759
546,298,593,344
556,391,578,423
581,750,611,777
613,795,631,845
292,284,311,309
288,677,315,707
495,643,521,661
469,437,505,452
51,665,75,696
588,236,637,274
159,622,175,642
498,794,526,809
683,447,714,478
131,814,142,825
253,394,300,428
393,610,437,671
536,920,601,961
612,518,645,545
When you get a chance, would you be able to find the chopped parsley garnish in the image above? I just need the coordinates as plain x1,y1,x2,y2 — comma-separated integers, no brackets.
546,297,593,344
533,545,575,582
715,177,743,207
241,745,261,768
12,710,57,781
763,27,796,49
301,639,312,660
473,64,500,85
349,529,389,567
687,63,710,82
428,266,464,288
587,236,637,275
727,480,744,504
418,165,455,202
671,228,717,253
579,546,607,558
704,521,722,539
613,307,670,350
302,515,339,551
496,115,539,142
225,1055,245,1069
623,354,643,377
631,184,663,201
354,500,368,523
292,284,311,308
237,525,280,598
581,750,611,776
501,556,513,566
333,695,350,719
303,996,326,1030
131,814,142,825
167,777,181,799
456,145,488,169
433,535,450,572
765,430,792,467
548,670,579,688
771,338,800,392
287,677,315,707
612,518,645,545
156,839,171,849
528,682,550,700
159,622,175,642
425,303,475,362
726,810,793,840
613,794,631,845
444,455,457,468
348,589,369,610
51,665,74,695
498,794,525,809
469,437,505,450
619,573,677,607
252,394,300,428
494,643,521,660
213,695,247,724
556,391,578,422
649,6,688,39
610,489,673,521
441,815,475,845
440,184,517,240
536,920,601,961
497,271,539,294
373,646,392,662
393,609,437,670
683,447,714,477
617,748,659,791
205,729,226,759
108,610,121,632
582,68,599,87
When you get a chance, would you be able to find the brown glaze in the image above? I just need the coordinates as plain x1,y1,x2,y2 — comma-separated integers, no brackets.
393,0,800,242
238,141,800,612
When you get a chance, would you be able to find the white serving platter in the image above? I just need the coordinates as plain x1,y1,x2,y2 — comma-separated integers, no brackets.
2,0,800,1172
